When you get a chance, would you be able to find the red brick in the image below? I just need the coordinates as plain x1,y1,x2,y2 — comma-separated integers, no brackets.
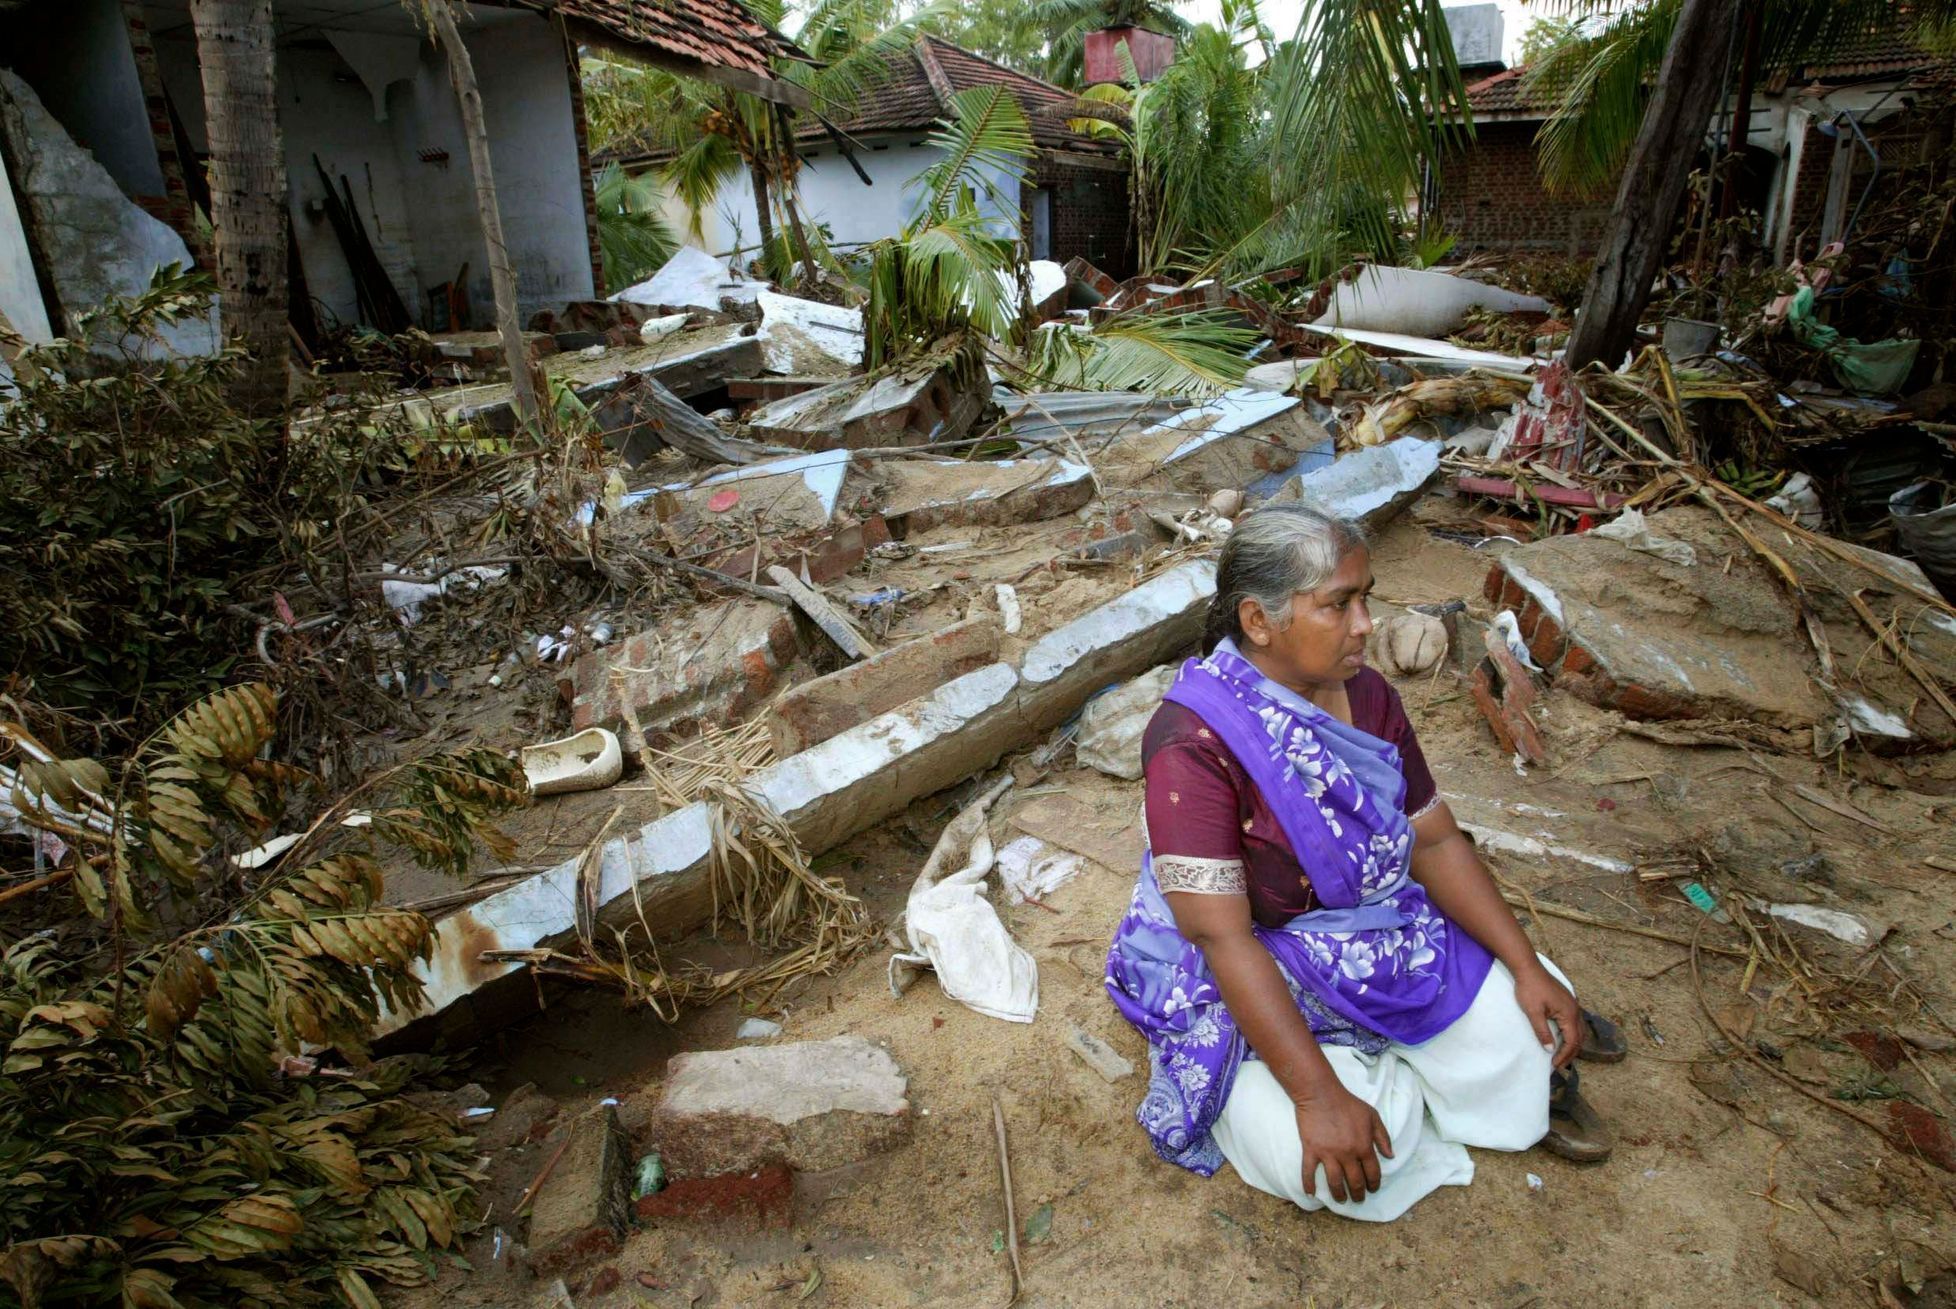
1525,610,1566,670
1482,564,1506,605
1609,681,1695,720
634,1164,795,1228
1887,1101,1956,1173
1844,1030,1904,1072
1558,640,1597,677
769,616,1001,756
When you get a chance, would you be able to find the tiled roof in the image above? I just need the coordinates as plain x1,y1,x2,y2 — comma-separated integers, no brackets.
551,0,801,81
1460,28,1948,122
1797,27,1941,80
806,36,1118,155
1462,67,1540,117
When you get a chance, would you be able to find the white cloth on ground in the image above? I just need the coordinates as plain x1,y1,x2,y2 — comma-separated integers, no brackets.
1210,955,1569,1223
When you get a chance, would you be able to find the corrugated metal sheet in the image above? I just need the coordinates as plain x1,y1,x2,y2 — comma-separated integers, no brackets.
994,389,1190,442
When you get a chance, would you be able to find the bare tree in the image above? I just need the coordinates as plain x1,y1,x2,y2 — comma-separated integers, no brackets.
422,0,542,429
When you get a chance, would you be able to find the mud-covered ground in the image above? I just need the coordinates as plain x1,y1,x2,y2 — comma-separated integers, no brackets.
397,513,1956,1309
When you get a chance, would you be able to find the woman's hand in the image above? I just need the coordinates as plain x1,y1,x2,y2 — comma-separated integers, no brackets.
1293,1080,1394,1204
1512,960,1582,1070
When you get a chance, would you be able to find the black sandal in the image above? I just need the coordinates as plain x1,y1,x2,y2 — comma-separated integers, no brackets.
1542,1067,1613,1163
1578,1009,1628,1064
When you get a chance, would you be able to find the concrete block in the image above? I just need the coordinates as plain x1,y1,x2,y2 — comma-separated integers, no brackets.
1019,560,1215,730
749,364,984,450
526,1104,632,1274
1263,437,1441,531
1110,389,1321,492
0,70,219,357
768,616,1003,756
379,563,1218,1046
881,457,1095,533
756,291,863,375
564,600,800,748
640,1036,909,1179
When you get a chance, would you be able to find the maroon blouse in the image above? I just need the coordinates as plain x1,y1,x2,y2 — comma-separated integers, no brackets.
1141,668,1439,929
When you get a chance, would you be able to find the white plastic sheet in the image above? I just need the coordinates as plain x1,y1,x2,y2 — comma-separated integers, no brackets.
888,777,1038,1023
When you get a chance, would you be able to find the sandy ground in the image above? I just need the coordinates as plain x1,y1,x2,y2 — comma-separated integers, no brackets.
396,514,1956,1309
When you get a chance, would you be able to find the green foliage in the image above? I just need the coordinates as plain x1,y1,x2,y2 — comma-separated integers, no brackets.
1525,0,1956,198
1014,312,1257,395
0,270,422,737
594,161,680,291
863,87,1035,367
0,685,528,1308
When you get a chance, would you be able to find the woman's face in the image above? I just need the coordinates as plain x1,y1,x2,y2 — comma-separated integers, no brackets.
1237,546,1376,690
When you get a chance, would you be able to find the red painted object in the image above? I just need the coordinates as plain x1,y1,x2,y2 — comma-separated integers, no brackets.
1455,475,1627,510
1084,25,1176,84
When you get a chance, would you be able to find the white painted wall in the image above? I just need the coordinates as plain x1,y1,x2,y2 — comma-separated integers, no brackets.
280,42,421,328
6,0,165,199
654,133,1024,262
148,4,592,329
393,13,593,320
0,141,53,347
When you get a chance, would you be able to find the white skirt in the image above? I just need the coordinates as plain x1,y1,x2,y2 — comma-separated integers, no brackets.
1211,955,1569,1223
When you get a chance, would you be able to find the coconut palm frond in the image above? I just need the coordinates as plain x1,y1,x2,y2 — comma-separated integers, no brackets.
1247,0,1466,280
1069,311,1258,394
790,0,957,116
913,85,1036,224
594,161,681,290
1526,0,1678,199
659,130,746,243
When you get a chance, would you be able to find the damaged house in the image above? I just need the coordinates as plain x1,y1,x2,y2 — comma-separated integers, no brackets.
609,35,1135,276
0,0,800,355
1435,16,1953,262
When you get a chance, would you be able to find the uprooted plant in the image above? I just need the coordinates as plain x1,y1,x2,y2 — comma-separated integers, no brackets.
0,682,528,1308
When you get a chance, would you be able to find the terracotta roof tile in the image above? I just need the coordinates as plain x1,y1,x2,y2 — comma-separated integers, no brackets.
809,36,1118,155
552,0,800,80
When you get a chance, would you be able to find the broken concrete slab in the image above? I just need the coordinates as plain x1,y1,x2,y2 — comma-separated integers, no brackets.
0,70,220,358
624,448,852,532
1105,388,1326,492
611,245,765,312
565,599,800,750
1262,437,1441,531
1018,561,1215,728
380,561,1217,1046
1311,265,1551,338
993,389,1188,444
879,456,1094,534
376,324,764,440
747,362,984,450
756,291,863,375
526,1104,632,1274
638,1036,909,1179
768,615,1002,756
1483,506,1956,746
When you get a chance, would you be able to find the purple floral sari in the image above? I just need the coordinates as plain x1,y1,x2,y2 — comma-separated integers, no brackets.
1104,640,1493,1174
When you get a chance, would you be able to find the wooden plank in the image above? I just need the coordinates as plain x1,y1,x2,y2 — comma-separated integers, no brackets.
765,566,874,661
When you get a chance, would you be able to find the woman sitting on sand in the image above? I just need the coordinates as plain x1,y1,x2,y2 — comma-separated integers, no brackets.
1106,505,1621,1221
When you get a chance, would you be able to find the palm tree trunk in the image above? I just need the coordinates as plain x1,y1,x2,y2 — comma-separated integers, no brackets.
1564,0,1740,370
771,107,817,291
748,158,776,271
427,0,540,430
189,0,289,415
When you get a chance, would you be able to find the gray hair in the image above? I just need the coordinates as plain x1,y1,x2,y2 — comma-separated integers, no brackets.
1203,504,1367,652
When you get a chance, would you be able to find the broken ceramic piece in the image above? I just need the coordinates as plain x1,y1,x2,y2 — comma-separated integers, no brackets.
522,727,623,797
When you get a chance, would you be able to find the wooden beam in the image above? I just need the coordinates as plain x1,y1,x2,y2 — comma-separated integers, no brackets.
766,566,873,661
